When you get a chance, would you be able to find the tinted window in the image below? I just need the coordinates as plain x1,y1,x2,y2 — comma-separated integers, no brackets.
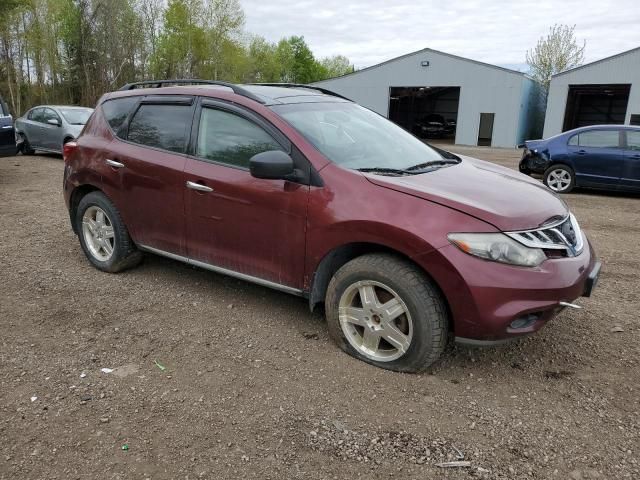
127,104,192,153
0,102,5,116
627,131,640,151
578,130,620,148
102,97,139,135
30,108,44,122
196,108,282,168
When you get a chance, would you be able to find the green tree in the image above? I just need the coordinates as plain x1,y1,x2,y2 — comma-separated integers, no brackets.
319,55,353,79
526,24,586,95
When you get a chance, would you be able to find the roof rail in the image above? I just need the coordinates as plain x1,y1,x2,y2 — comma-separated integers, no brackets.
249,83,352,101
118,79,265,104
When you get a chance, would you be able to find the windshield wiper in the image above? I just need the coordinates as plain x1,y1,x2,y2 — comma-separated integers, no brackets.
356,167,415,176
405,159,460,171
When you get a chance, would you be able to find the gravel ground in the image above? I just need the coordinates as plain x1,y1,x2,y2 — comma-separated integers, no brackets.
1,148,639,479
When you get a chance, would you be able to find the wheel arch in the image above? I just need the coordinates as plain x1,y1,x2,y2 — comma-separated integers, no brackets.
308,242,452,326
69,184,102,234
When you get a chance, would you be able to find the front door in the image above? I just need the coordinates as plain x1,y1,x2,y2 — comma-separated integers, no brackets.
184,100,309,290
567,129,623,188
41,108,64,151
620,129,640,191
106,96,195,256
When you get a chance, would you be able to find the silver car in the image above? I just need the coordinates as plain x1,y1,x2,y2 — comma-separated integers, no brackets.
15,105,94,154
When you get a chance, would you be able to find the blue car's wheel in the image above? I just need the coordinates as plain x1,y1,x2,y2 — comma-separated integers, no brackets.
543,164,575,193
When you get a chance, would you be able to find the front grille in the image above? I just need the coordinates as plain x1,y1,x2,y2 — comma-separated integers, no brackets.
506,214,584,257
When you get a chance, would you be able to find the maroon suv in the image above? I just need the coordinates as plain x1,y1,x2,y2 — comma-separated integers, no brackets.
63,80,600,372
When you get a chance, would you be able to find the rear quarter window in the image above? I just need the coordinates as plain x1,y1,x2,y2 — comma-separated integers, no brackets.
102,97,139,136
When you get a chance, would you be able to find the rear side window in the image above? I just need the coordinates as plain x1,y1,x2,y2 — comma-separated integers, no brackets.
127,104,192,153
196,108,282,168
627,131,640,151
575,130,620,148
568,135,578,146
102,97,139,135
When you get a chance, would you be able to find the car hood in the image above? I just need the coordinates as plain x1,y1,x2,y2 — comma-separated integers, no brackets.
364,155,568,231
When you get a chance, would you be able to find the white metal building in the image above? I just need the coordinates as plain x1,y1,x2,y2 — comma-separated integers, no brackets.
543,47,640,138
313,48,542,148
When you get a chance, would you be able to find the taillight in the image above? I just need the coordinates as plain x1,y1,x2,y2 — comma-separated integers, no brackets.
63,141,78,163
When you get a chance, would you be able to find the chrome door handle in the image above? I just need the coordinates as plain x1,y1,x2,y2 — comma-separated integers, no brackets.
106,159,125,168
186,181,213,192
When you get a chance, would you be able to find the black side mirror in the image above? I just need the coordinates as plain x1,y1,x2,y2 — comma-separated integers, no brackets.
250,150,295,180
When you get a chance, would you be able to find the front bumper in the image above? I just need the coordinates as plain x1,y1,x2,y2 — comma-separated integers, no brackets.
416,236,599,342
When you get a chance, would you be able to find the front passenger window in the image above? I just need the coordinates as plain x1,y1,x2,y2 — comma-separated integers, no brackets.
196,108,283,168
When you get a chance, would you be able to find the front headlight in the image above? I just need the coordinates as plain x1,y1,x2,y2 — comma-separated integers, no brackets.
448,233,546,267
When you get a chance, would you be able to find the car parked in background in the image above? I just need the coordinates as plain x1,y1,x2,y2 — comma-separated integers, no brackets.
412,114,446,138
0,95,17,157
519,125,640,193
63,80,599,373
15,105,94,155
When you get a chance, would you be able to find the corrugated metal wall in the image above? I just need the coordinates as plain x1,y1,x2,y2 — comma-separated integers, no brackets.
313,49,537,148
543,48,640,138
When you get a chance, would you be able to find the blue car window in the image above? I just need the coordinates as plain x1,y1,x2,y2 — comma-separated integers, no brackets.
578,130,620,148
627,131,640,151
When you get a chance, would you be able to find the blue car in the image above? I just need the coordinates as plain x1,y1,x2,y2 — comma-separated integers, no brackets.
519,125,640,193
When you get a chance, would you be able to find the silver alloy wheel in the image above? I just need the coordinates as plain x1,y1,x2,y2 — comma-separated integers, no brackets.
82,206,115,262
338,280,413,362
547,168,572,192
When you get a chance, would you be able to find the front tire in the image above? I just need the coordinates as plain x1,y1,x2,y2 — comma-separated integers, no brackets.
75,191,142,273
543,164,575,193
325,254,448,373
20,134,35,155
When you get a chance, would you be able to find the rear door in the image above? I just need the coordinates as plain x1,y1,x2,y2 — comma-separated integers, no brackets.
106,95,195,256
567,129,623,188
620,130,640,191
183,99,309,289
0,99,16,157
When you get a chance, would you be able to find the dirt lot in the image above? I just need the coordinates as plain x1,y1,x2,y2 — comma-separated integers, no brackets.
1,147,639,479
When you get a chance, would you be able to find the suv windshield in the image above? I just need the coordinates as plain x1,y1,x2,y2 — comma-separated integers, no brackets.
271,102,454,172
60,108,93,125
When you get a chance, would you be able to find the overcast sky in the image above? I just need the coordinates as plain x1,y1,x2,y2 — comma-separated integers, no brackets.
240,0,640,71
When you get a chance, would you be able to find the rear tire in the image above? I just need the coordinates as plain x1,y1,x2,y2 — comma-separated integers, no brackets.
75,191,142,273
543,164,575,193
325,254,448,373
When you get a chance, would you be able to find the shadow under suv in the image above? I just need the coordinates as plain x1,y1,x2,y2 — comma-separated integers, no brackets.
63,80,601,372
